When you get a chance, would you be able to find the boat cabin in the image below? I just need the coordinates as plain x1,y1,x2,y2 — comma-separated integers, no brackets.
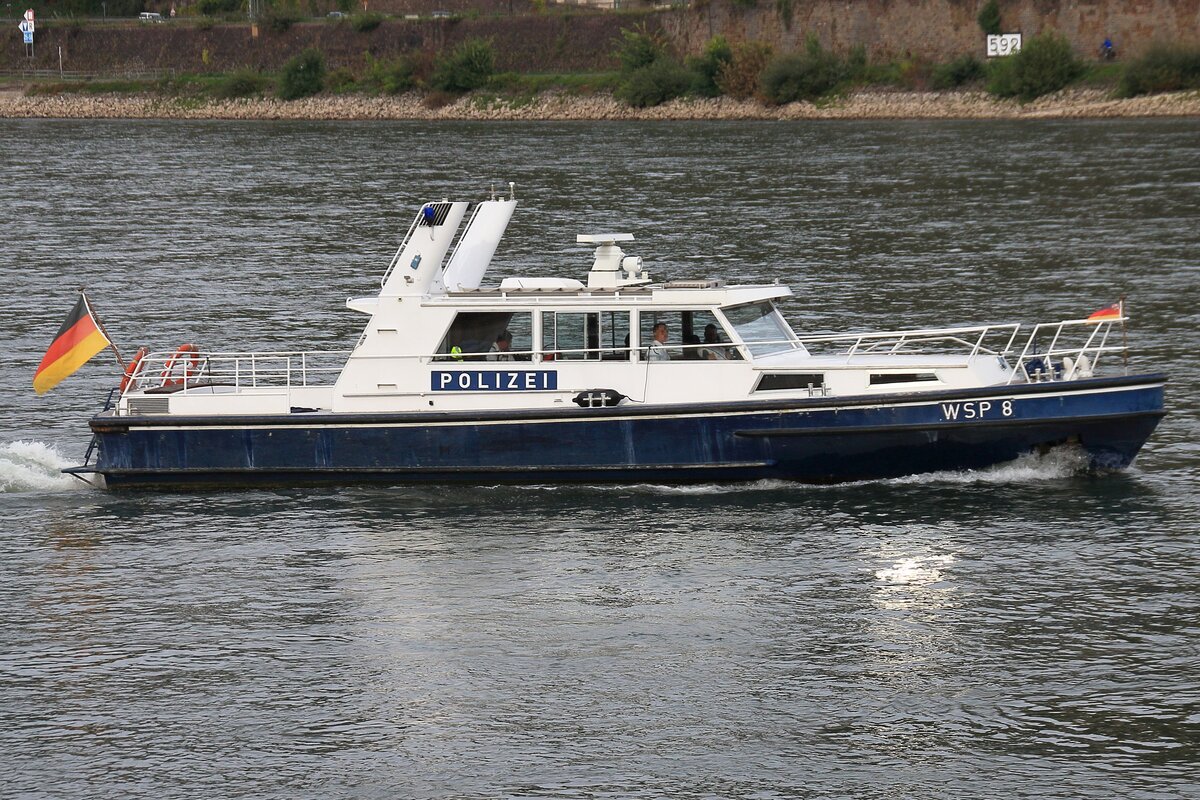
114,192,1061,419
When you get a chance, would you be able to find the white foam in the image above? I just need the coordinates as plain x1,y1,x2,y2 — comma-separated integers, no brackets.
0,441,83,493
883,445,1090,486
610,479,797,496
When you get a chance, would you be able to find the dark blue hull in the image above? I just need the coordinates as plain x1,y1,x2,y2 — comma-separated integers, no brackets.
82,375,1166,489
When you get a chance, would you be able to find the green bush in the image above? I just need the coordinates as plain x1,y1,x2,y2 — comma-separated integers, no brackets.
278,48,325,100
977,0,1002,36
216,69,268,99
846,44,869,81
615,58,692,107
196,0,241,15
1117,43,1200,97
775,0,794,30
429,38,495,93
352,13,383,33
326,67,356,92
761,35,847,103
614,26,666,73
931,54,986,89
988,30,1083,101
686,35,733,97
716,40,773,99
612,24,688,107
363,52,416,94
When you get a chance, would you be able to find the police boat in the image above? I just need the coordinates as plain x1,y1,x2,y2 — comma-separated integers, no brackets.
66,187,1166,489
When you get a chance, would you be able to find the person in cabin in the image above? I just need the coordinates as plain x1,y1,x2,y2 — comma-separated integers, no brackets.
488,330,514,361
647,322,672,361
700,324,727,360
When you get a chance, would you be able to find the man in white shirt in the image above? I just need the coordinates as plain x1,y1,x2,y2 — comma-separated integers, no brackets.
647,322,671,361
488,330,514,361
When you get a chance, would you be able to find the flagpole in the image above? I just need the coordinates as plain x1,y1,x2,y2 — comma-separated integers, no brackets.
80,289,124,368
1119,295,1128,373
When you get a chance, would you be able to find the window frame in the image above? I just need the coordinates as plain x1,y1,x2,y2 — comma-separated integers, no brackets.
540,310,632,362
433,310,534,362
718,301,800,358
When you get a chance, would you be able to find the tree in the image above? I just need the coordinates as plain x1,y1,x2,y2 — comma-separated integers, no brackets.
977,0,1002,37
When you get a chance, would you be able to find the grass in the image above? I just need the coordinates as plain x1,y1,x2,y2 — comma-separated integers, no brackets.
25,79,160,95
8,53,1182,108
487,71,622,95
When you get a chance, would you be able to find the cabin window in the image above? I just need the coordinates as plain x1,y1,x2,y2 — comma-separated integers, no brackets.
541,311,630,361
639,309,742,361
721,302,797,357
869,373,939,385
755,373,824,392
435,312,532,361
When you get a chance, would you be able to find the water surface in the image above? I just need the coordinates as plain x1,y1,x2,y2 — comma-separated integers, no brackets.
1,119,1197,798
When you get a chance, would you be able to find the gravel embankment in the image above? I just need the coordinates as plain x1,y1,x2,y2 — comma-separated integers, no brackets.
1,87,1197,120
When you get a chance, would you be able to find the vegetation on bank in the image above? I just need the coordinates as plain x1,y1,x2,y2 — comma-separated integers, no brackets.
10,19,1200,109
609,26,1156,107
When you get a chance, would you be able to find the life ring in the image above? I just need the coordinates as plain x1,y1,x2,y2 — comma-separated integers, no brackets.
119,347,149,393
160,343,202,386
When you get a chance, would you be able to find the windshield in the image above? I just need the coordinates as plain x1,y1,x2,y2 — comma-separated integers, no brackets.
721,301,797,357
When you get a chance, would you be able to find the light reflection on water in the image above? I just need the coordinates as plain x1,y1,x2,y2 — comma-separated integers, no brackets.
0,118,1197,798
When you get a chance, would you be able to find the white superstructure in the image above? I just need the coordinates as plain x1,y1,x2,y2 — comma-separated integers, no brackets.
113,189,1129,420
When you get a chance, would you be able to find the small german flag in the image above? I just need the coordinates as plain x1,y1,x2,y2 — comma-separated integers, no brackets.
33,294,114,395
1086,301,1124,323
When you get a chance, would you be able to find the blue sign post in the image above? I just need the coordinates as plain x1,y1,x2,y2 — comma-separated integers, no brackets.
18,19,34,57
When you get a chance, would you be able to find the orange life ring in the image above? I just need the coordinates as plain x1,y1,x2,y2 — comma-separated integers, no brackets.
119,347,149,393
160,343,202,387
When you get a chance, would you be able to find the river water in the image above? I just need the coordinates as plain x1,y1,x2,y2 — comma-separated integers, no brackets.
1,119,1197,798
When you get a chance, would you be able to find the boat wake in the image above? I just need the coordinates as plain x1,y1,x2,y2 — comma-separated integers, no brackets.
591,446,1093,496
883,445,1092,486
0,441,82,493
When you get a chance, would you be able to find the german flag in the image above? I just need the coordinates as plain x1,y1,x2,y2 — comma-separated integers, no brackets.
1086,301,1124,323
33,295,113,395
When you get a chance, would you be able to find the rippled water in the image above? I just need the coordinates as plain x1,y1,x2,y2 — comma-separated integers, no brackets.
1,119,1197,798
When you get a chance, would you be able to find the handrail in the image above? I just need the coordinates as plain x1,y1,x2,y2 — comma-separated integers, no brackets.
794,323,1023,364
126,349,352,394
1005,317,1128,384
122,317,1131,396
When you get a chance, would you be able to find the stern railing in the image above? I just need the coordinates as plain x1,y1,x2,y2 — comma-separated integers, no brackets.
124,350,352,394
1005,317,1128,384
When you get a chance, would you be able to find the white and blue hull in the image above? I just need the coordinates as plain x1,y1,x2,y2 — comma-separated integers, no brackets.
84,374,1165,489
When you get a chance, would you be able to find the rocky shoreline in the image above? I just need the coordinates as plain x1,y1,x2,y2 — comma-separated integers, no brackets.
1,87,1198,121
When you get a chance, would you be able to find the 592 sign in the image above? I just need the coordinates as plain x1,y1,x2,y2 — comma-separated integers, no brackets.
987,34,1022,57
